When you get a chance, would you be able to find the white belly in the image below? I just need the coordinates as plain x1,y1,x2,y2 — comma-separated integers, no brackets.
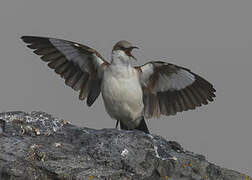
101,65,144,129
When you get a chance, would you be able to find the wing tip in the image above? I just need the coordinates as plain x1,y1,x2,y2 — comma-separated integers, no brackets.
20,36,37,43
20,36,50,44
20,36,29,43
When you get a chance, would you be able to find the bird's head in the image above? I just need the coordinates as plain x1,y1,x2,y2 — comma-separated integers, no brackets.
112,40,139,63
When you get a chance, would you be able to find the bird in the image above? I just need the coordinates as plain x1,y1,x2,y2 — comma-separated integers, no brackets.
21,36,216,134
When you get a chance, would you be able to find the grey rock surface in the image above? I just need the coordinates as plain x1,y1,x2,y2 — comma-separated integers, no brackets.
0,111,250,180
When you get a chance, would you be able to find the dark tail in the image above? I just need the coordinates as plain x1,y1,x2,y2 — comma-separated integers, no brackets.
120,117,150,134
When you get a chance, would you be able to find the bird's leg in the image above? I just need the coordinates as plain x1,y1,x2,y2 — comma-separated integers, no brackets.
115,120,119,129
0,119,6,135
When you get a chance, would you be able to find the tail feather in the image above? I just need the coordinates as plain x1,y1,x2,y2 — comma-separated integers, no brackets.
135,117,150,134
120,121,130,130
120,117,150,134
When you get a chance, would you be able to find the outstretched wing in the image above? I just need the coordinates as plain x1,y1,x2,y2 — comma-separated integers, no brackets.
21,36,109,106
135,61,216,118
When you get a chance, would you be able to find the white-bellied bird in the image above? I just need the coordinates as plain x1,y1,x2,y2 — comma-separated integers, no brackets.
21,36,216,134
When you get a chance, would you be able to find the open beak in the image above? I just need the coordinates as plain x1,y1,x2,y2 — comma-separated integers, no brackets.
126,46,139,61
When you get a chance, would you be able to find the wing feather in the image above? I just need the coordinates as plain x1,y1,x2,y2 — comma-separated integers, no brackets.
48,57,66,69
65,70,83,88
79,79,90,100
21,36,109,106
136,61,216,118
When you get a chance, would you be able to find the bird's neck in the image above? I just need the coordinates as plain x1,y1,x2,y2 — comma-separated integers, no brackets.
111,50,131,67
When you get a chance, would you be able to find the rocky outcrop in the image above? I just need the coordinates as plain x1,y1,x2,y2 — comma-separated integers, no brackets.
0,111,250,180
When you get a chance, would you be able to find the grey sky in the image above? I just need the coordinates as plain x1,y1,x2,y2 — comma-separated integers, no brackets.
0,0,251,176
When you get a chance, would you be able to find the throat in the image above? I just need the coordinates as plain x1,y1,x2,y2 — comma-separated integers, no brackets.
111,50,130,66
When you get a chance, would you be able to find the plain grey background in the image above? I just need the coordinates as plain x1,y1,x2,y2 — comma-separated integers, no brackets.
0,0,251,176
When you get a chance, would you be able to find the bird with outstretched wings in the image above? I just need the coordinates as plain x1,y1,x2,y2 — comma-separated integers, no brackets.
21,36,216,133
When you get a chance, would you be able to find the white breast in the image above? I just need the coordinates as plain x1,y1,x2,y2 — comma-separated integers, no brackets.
101,64,144,129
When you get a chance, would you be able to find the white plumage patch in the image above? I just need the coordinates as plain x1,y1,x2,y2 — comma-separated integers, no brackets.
154,69,195,92
49,38,104,73
102,63,144,129
49,39,89,72
139,63,154,86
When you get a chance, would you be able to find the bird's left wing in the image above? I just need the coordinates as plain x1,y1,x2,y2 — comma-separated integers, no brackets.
21,36,110,106
135,61,216,118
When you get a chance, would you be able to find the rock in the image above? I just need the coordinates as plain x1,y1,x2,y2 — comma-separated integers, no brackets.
0,119,5,134
0,111,250,180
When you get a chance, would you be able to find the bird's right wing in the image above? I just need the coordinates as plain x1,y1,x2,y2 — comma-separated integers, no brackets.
21,36,110,106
